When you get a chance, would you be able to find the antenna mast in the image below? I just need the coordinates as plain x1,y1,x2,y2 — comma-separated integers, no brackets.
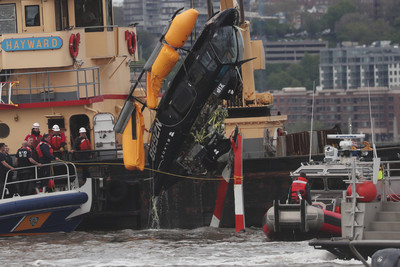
309,81,316,162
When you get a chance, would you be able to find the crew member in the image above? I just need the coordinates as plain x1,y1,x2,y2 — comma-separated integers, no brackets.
50,124,66,159
15,141,42,195
289,172,312,205
0,143,15,189
71,127,92,178
25,123,42,148
37,134,60,187
27,136,39,162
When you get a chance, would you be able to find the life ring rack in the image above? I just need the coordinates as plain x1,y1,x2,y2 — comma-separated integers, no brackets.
125,30,137,56
69,33,80,59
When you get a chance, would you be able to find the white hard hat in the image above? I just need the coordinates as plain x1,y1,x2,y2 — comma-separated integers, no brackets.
32,122,40,129
79,127,86,133
52,124,60,131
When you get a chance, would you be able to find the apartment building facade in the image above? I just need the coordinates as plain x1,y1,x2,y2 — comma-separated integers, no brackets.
320,42,400,90
271,87,400,143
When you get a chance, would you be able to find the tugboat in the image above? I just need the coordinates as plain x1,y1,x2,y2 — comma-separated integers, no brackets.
0,0,149,230
262,134,374,241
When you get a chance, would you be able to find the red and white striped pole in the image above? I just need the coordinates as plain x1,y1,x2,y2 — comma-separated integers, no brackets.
232,130,245,233
209,172,230,228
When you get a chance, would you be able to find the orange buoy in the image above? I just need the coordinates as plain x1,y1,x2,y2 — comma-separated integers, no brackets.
122,102,145,171
146,44,179,109
347,181,377,202
165,9,198,48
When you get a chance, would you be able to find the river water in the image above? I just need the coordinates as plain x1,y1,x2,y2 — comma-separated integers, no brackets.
0,227,365,266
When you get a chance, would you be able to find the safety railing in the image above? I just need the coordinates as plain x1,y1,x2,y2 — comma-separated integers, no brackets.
379,160,400,203
2,161,79,199
0,67,100,104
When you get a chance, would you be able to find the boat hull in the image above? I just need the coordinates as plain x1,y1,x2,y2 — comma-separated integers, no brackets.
0,180,91,236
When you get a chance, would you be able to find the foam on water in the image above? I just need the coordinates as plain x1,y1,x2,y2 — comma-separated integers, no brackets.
0,228,365,266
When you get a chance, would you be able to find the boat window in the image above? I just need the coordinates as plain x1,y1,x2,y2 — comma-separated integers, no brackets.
55,0,69,31
327,169,349,174
210,26,238,64
0,123,10,138
48,118,65,130
300,169,324,174
25,5,40,27
309,178,324,190
327,177,347,190
74,0,104,32
0,4,17,34
105,0,113,31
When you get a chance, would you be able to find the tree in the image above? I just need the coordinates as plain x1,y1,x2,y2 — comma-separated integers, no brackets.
266,71,300,90
321,0,356,31
335,14,393,44
301,13,322,38
300,54,319,84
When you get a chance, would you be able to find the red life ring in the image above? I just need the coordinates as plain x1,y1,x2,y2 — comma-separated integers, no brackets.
69,33,80,59
125,30,136,55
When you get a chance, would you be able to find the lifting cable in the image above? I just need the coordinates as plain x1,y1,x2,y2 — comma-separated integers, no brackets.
60,160,243,181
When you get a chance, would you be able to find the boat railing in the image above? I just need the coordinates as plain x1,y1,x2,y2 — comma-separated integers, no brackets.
379,160,400,203
0,67,100,104
343,159,400,239
2,161,79,199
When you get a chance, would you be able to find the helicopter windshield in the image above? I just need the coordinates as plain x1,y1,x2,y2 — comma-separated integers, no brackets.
210,26,242,64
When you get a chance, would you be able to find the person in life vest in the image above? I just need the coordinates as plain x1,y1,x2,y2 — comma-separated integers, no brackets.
71,127,92,178
16,140,42,195
289,172,312,205
26,136,39,162
49,124,66,159
24,123,43,148
36,134,60,187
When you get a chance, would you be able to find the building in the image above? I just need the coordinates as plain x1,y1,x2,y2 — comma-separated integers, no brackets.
122,0,251,36
271,87,400,143
264,40,328,63
320,42,400,90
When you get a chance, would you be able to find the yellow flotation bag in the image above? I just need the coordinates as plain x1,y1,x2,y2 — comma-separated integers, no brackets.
146,44,179,109
122,102,145,171
165,8,199,48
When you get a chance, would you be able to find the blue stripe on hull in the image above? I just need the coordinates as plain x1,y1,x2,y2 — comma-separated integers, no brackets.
0,192,88,235
0,192,88,216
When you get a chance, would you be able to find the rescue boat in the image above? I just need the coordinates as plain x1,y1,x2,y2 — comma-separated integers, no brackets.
0,162,91,236
262,134,374,241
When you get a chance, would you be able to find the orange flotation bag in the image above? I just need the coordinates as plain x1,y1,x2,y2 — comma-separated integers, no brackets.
146,44,179,109
122,102,145,171
165,8,198,48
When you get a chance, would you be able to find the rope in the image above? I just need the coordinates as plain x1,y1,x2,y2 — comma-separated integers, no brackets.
60,160,243,181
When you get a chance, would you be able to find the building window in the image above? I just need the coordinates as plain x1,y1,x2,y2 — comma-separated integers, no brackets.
25,5,40,27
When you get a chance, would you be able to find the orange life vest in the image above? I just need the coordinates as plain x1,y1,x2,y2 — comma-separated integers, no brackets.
79,138,91,151
36,141,53,159
290,177,308,203
50,132,65,150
